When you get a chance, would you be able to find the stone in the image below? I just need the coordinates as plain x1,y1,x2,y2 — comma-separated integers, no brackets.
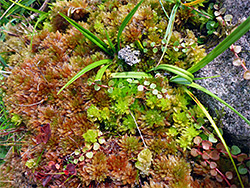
194,0,250,153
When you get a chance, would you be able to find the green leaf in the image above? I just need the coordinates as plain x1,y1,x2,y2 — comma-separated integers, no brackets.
59,13,112,56
183,87,244,188
57,59,112,94
188,16,250,73
208,133,218,143
188,82,250,126
117,0,144,51
111,72,152,79
231,145,241,155
95,63,111,81
238,165,247,175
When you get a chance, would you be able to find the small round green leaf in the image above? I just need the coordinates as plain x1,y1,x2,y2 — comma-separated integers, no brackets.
231,145,241,155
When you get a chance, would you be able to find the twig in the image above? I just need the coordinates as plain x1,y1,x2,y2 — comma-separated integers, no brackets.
129,110,147,148
18,99,45,107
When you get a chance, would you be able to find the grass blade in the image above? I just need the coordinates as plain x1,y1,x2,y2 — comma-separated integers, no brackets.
30,13,48,49
188,16,250,73
117,0,144,51
111,72,152,79
182,0,206,7
150,64,194,84
57,59,112,94
183,87,244,188
9,0,46,14
156,3,180,66
188,82,250,126
59,13,112,56
95,64,111,81
105,30,116,54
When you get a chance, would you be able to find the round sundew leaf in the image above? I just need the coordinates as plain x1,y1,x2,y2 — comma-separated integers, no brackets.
202,151,210,160
246,160,250,167
73,159,78,164
150,83,156,89
236,153,248,162
153,47,158,53
191,148,199,157
216,175,223,182
225,171,233,180
86,152,93,159
152,89,158,95
94,84,101,91
214,11,220,17
233,45,242,53
157,94,163,99
210,169,217,176
243,70,250,80
194,136,202,146
233,58,242,66
144,80,150,86
98,137,105,144
224,14,233,22
202,140,212,150
238,165,247,175
108,87,113,93
150,42,155,47
208,133,218,143
79,155,85,162
161,88,167,93
93,143,100,150
210,161,217,169
74,149,81,155
138,85,144,91
219,8,226,14
216,142,226,152
230,185,238,188
201,161,207,167
209,150,220,161
108,80,115,86
231,145,241,155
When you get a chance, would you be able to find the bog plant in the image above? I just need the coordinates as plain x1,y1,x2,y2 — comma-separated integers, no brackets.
0,0,250,187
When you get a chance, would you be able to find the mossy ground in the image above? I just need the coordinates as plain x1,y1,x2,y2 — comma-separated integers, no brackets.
0,0,249,187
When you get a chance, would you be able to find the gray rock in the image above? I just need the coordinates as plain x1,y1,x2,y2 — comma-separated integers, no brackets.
194,0,250,153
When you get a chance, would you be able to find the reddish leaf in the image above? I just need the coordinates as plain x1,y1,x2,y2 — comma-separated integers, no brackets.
216,142,226,152
35,124,52,144
200,161,207,167
42,175,52,187
209,150,220,161
66,164,76,175
236,153,248,162
210,161,217,169
210,169,217,176
191,148,199,157
225,171,233,180
202,140,212,150
216,175,223,182
194,136,202,146
202,151,210,160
